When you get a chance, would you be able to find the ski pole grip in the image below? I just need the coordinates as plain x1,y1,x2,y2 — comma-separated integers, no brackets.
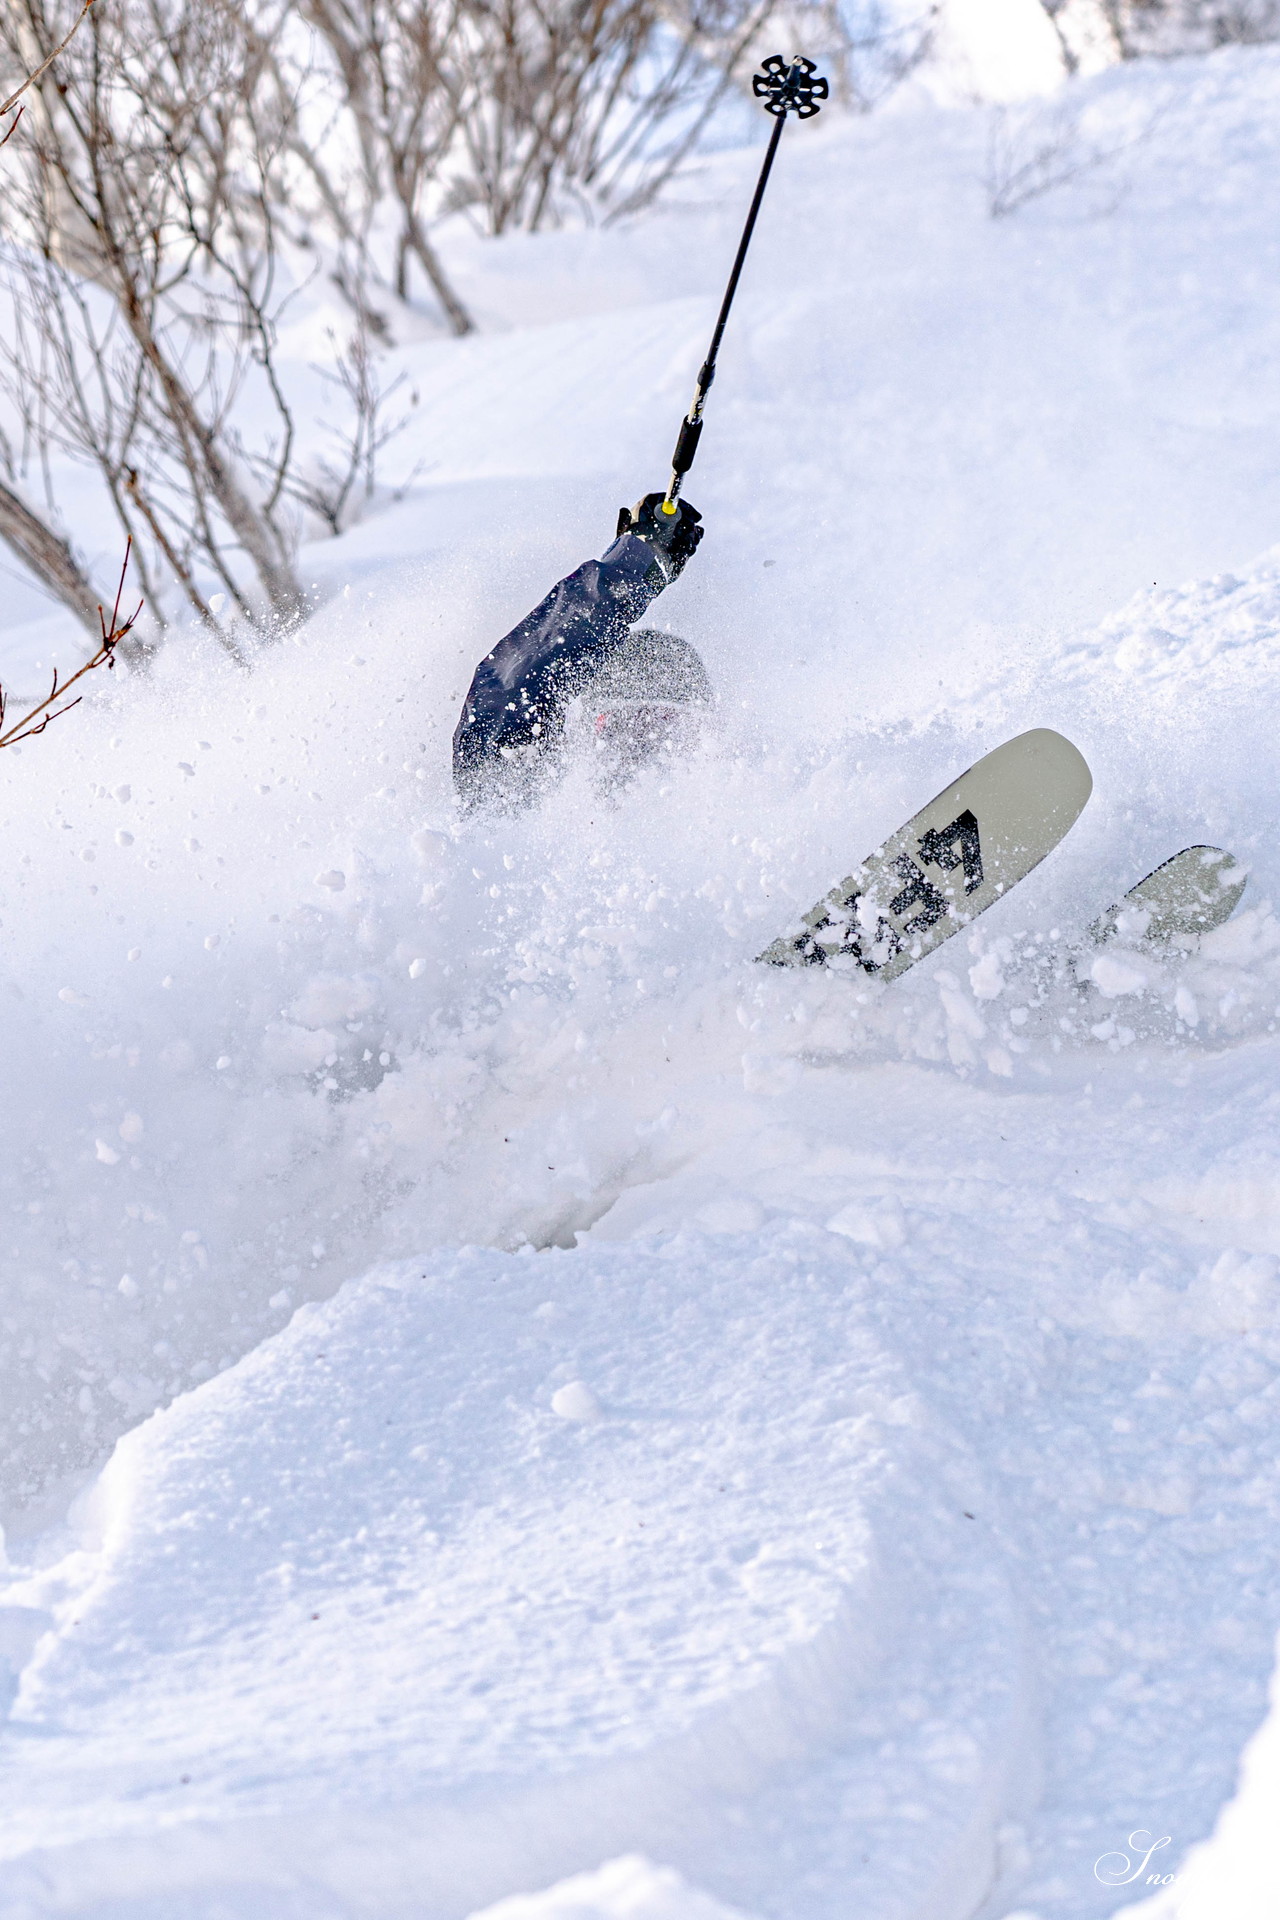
671,414,703,478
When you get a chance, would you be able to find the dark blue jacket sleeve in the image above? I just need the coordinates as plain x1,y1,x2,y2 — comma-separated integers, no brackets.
453,532,664,788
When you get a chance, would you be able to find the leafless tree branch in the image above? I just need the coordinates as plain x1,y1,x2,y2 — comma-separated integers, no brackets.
0,536,139,748
0,0,96,117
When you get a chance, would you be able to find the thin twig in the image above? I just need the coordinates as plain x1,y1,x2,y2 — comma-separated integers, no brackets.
0,538,140,750
0,0,98,117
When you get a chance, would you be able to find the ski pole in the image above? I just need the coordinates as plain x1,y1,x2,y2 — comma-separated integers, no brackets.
660,53,828,518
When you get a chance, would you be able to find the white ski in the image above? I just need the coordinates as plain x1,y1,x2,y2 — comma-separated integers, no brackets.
1088,845,1246,947
759,728,1093,981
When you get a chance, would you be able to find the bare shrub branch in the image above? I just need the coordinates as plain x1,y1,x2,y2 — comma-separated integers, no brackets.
298,0,475,332
0,0,96,118
781,0,937,114
984,94,1159,218
273,316,421,535
0,0,310,650
1081,0,1280,57
424,0,782,236
0,537,139,749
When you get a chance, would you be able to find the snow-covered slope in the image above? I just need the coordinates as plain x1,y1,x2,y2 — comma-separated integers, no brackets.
3,39,1280,1920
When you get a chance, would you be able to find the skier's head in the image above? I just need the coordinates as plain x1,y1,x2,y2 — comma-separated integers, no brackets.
571,630,713,785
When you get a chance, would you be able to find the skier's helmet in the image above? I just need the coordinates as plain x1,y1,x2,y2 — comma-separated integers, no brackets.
573,630,713,780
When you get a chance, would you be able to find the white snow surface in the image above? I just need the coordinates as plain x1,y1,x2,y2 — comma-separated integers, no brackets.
1103,1639,1280,1918
2,39,1280,1920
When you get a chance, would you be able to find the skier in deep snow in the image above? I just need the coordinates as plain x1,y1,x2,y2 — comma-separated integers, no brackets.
452,492,710,807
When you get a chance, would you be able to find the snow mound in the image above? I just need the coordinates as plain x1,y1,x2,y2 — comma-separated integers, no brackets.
0,1229,1022,1919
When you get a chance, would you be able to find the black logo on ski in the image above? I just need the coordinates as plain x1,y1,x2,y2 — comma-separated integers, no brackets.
918,810,983,894
781,814,984,970
889,854,949,934
781,892,896,971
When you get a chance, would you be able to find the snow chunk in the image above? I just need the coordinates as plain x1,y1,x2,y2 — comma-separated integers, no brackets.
411,827,452,867
261,1023,335,1075
968,950,1005,1000
827,1202,907,1250
1089,953,1149,998
550,1379,601,1422
1120,1474,1198,1518
288,974,377,1028
466,1856,756,1920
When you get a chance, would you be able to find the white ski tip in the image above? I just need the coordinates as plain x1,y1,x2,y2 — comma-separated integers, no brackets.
760,727,1092,980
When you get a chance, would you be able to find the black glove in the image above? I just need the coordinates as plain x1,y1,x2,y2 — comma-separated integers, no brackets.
615,491,704,583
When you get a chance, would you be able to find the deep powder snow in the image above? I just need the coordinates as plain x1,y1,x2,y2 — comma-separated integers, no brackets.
2,37,1280,1920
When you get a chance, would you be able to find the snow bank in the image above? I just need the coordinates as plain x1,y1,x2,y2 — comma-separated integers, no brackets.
7,1008,1280,1918
0,1231,1024,1918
